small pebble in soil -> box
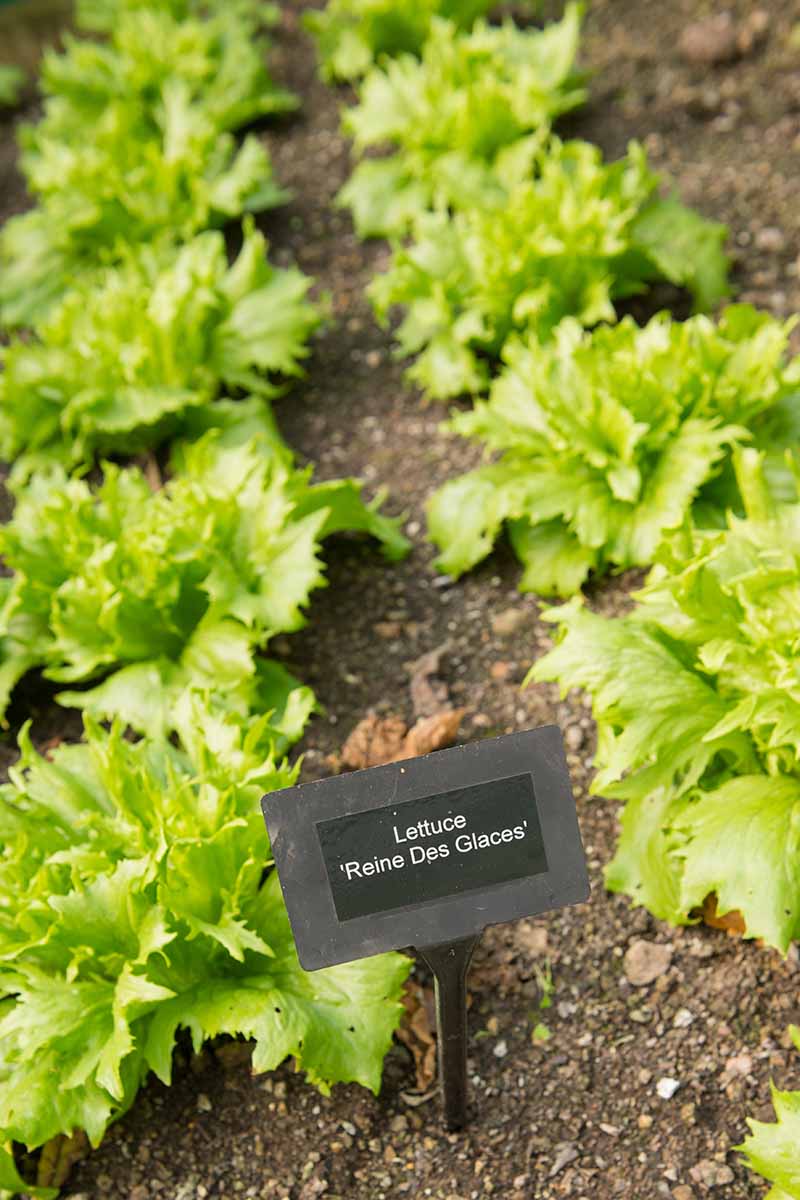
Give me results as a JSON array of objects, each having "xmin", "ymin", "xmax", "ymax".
[
  {"xmin": 689, "ymin": 1159, "xmax": 735, "ymax": 1188},
  {"xmin": 723, "ymin": 1052, "xmax": 753, "ymax": 1078},
  {"xmin": 490, "ymin": 607, "xmax": 528, "ymax": 637},
  {"xmin": 564, "ymin": 724, "xmax": 584, "ymax": 751},
  {"xmin": 599, "ymin": 1122, "xmax": 621, "ymax": 1136},
  {"xmin": 624, "ymin": 939, "xmax": 673, "ymax": 986},
  {"xmin": 755, "ymin": 225, "xmax": 785, "ymax": 253},
  {"xmin": 656, "ymin": 1077, "xmax": 681, "ymax": 1099},
  {"xmin": 549, "ymin": 1143, "xmax": 579, "ymax": 1177},
  {"xmin": 679, "ymin": 14, "xmax": 738, "ymax": 65}
]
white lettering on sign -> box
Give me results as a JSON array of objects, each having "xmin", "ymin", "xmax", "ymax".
[
  {"xmin": 340, "ymin": 853, "xmax": 405, "ymax": 881},
  {"xmin": 337, "ymin": 819, "xmax": 530, "ymax": 883},
  {"xmin": 392, "ymin": 813, "xmax": 467, "ymax": 843}
]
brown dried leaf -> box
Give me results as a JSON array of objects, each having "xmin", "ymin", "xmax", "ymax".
[
  {"xmin": 409, "ymin": 641, "xmax": 451, "ymax": 720},
  {"xmin": 396, "ymin": 980, "xmax": 437, "ymax": 1091},
  {"xmin": 37, "ymin": 1131, "xmax": 90, "ymax": 1188},
  {"xmin": 340, "ymin": 712, "xmax": 408, "ymax": 770},
  {"xmin": 40, "ymin": 734, "xmax": 63, "ymax": 761},
  {"xmin": 700, "ymin": 893, "xmax": 746, "ymax": 937},
  {"xmin": 401, "ymin": 708, "xmax": 465, "ymax": 759}
]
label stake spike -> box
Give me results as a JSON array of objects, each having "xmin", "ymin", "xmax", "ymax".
[{"xmin": 417, "ymin": 934, "xmax": 481, "ymax": 1131}]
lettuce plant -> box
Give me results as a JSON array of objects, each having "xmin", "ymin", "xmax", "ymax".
[
  {"xmin": 532, "ymin": 451, "xmax": 800, "ymax": 951},
  {"xmin": 0, "ymin": 65, "xmax": 24, "ymax": 108},
  {"xmin": 75, "ymin": 0, "xmax": 279, "ymax": 33},
  {"xmin": 369, "ymin": 138, "xmax": 729, "ymax": 400},
  {"xmin": 0, "ymin": 703, "xmax": 410, "ymax": 1176},
  {"xmin": 0, "ymin": 5, "xmax": 294, "ymax": 327},
  {"xmin": 739, "ymin": 1027, "xmax": 800, "ymax": 1200},
  {"xmin": 338, "ymin": 5, "xmax": 585, "ymax": 237},
  {"xmin": 305, "ymin": 0, "xmax": 494, "ymax": 82},
  {"xmin": 0, "ymin": 223, "xmax": 320, "ymax": 473},
  {"xmin": 0, "ymin": 415, "xmax": 409, "ymax": 735},
  {"xmin": 429, "ymin": 306, "xmax": 800, "ymax": 594}
]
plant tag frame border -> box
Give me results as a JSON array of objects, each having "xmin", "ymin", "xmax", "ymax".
[{"xmin": 262, "ymin": 725, "xmax": 589, "ymax": 972}]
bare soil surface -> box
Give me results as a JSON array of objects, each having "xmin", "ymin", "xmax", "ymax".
[{"xmin": 2, "ymin": 2, "xmax": 800, "ymax": 1198}]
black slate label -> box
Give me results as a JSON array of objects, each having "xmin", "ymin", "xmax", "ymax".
[{"xmin": 316, "ymin": 772, "xmax": 547, "ymax": 922}]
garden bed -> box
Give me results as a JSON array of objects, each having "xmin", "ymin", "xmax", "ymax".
[{"xmin": 2, "ymin": 1, "xmax": 800, "ymax": 1197}]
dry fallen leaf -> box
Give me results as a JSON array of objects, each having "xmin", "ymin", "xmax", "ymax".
[
  {"xmin": 339, "ymin": 708, "xmax": 464, "ymax": 770},
  {"xmin": 408, "ymin": 641, "xmax": 451, "ymax": 720},
  {"xmin": 37, "ymin": 1131, "xmax": 90, "ymax": 1188},
  {"xmin": 700, "ymin": 893, "xmax": 746, "ymax": 938},
  {"xmin": 340, "ymin": 713, "xmax": 408, "ymax": 770},
  {"xmin": 39, "ymin": 734, "xmax": 63, "ymax": 761},
  {"xmin": 396, "ymin": 979, "xmax": 437, "ymax": 1091},
  {"xmin": 400, "ymin": 708, "xmax": 465, "ymax": 759}
]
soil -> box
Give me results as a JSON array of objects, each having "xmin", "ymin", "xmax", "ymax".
[{"xmin": 2, "ymin": 1, "xmax": 800, "ymax": 1198}]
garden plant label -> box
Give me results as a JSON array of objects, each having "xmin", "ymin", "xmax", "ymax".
[{"xmin": 262, "ymin": 725, "xmax": 588, "ymax": 971}]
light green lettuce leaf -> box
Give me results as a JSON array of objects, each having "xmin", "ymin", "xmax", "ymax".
[
  {"xmin": 0, "ymin": 1142, "xmax": 57, "ymax": 1200},
  {"xmin": 739, "ymin": 1028, "xmax": 800, "ymax": 1200},
  {"xmin": 76, "ymin": 0, "xmax": 280, "ymax": 36},
  {"xmin": 629, "ymin": 194, "xmax": 729, "ymax": 314},
  {"xmin": 371, "ymin": 139, "xmax": 730, "ymax": 401},
  {"xmin": 0, "ymin": 5, "xmax": 293, "ymax": 327},
  {"xmin": 304, "ymin": 0, "xmax": 493, "ymax": 83},
  {"xmin": 0, "ymin": 65, "xmax": 25, "ymax": 109},
  {"xmin": 531, "ymin": 456, "xmax": 800, "ymax": 948},
  {"xmin": 339, "ymin": 7, "xmax": 585, "ymax": 237},
  {"xmin": 145, "ymin": 871, "xmax": 410, "ymax": 1095},
  {"xmin": 337, "ymin": 159, "xmax": 433, "ymax": 244},
  {"xmin": 506, "ymin": 519, "xmax": 599, "ymax": 597},
  {"xmin": 530, "ymin": 599, "xmax": 756, "ymax": 798},
  {"xmin": 429, "ymin": 307, "xmax": 797, "ymax": 591},
  {"xmin": 674, "ymin": 776, "xmax": 800, "ymax": 953},
  {"xmin": 0, "ymin": 423, "xmax": 408, "ymax": 733},
  {"xmin": 0, "ymin": 223, "xmax": 320, "ymax": 470},
  {"xmin": 0, "ymin": 712, "xmax": 410, "ymax": 1161},
  {"xmin": 428, "ymin": 461, "xmax": 547, "ymax": 579},
  {"xmin": 605, "ymin": 788, "xmax": 686, "ymax": 926}
]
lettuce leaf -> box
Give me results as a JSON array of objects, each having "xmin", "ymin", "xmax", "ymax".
[
  {"xmin": 0, "ymin": 65, "xmax": 25, "ymax": 109},
  {"xmin": 0, "ymin": 707, "xmax": 410, "ymax": 1163},
  {"xmin": 531, "ymin": 453, "xmax": 800, "ymax": 950},
  {"xmin": 0, "ymin": 222, "xmax": 321, "ymax": 472},
  {"xmin": 304, "ymin": 0, "xmax": 494, "ymax": 82},
  {"xmin": 0, "ymin": 5, "xmax": 293, "ymax": 327},
  {"xmin": 428, "ymin": 306, "xmax": 798, "ymax": 592},
  {"xmin": 369, "ymin": 138, "xmax": 729, "ymax": 400},
  {"xmin": 0, "ymin": 418, "xmax": 409, "ymax": 733},
  {"xmin": 0, "ymin": 1143, "xmax": 57, "ymax": 1200},
  {"xmin": 75, "ymin": 0, "xmax": 280, "ymax": 34},
  {"xmin": 739, "ymin": 1027, "xmax": 800, "ymax": 1200},
  {"xmin": 338, "ymin": 7, "xmax": 585, "ymax": 237}
]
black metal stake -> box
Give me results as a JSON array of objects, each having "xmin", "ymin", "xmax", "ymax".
[{"xmin": 417, "ymin": 933, "xmax": 481, "ymax": 1131}]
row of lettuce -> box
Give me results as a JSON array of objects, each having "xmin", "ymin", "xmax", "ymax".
[
  {"xmin": 0, "ymin": 0, "xmax": 797, "ymax": 1191},
  {"xmin": 0, "ymin": 2, "xmax": 415, "ymax": 1195},
  {"xmin": 308, "ymin": 0, "xmax": 800, "ymax": 1193}
]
